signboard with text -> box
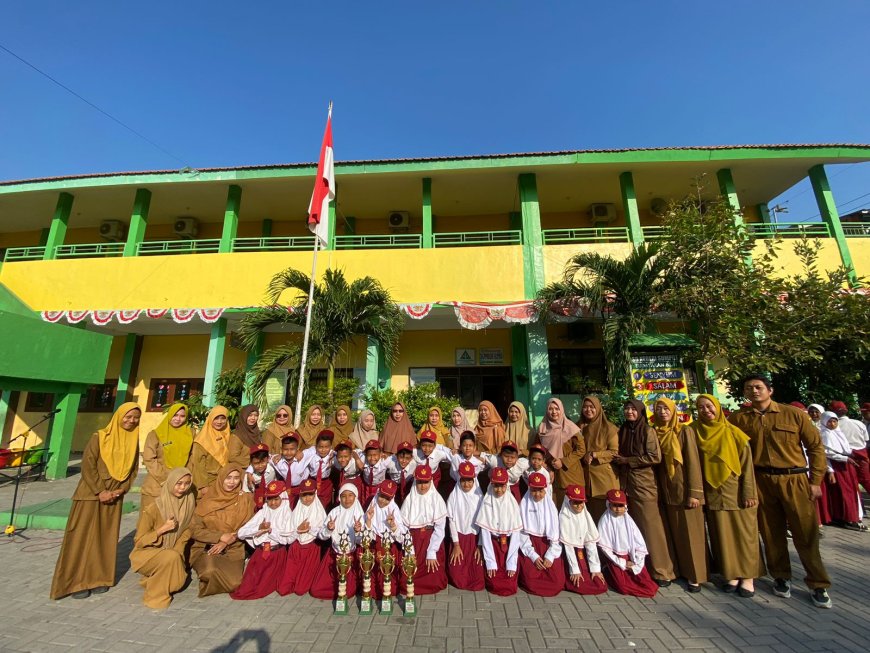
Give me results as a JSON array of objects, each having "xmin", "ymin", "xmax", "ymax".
[{"xmin": 630, "ymin": 352, "xmax": 691, "ymax": 422}]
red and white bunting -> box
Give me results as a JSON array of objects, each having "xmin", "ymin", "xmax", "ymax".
[
  {"xmin": 117, "ymin": 309, "xmax": 143, "ymax": 324},
  {"xmin": 401, "ymin": 303, "xmax": 433, "ymax": 320}
]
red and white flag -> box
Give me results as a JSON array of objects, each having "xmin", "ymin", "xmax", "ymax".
[{"xmin": 307, "ymin": 103, "xmax": 334, "ymax": 247}]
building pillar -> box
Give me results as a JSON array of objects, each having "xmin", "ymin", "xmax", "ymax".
[
  {"xmin": 45, "ymin": 387, "xmax": 83, "ymax": 480},
  {"xmin": 366, "ymin": 337, "xmax": 391, "ymax": 391},
  {"xmin": 716, "ymin": 168, "xmax": 745, "ymax": 227},
  {"xmin": 241, "ymin": 333, "xmax": 264, "ymax": 405},
  {"xmin": 123, "ymin": 189, "xmax": 152, "ymax": 257},
  {"xmin": 114, "ymin": 334, "xmax": 143, "ymax": 410},
  {"xmin": 518, "ymin": 173, "xmax": 545, "ymax": 298},
  {"xmin": 203, "ymin": 319, "xmax": 228, "ymax": 404},
  {"xmin": 619, "ymin": 172, "xmax": 644, "ymax": 247},
  {"xmin": 219, "ymin": 185, "xmax": 242, "ymax": 253},
  {"xmin": 422, "ymin": 177, "xmax": 433, "ymax": 248},
  {"xmin": 757, "ymin": 203, "xmax": 772, "ymax": 224},
  {"xmin": 43, "ymin": 192, "xmax": 74, "ymax": 260},
  {"xmin": 525, "ymin": 323, "xmax": 553, "ymax": 426},
  {"xmin": 0, "ymin": 390, "xmax": 12, "ymax": 441},
  {"xmin": 809, "ymin": 164, "xmax": 857, "ymax": 285}
]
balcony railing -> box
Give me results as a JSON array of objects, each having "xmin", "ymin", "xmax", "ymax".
[
  {"xmin": 54, "ymin": 242, "xmax": 125, "ymax": 258},
  {"xmin": 334, "ymin": 234, "xmax": 422, "ymax": 249},
  {"xmin": 3, "ymin": 246, "xmax": 46, "ymax": 262},
  {"xmin": 542, "ymin": 227, "xmax": 629, "ymax": 244},
  {"xmin": 842, "ymin": 222, "xmax": 870, "ymax": 237},
  {"xmin": 136, "ymin": 239, "xmax": 221, "ymax": 256},
  {"xmin": 233, "ymin": 236, "xmax": 316, "ymax": 252},
  {"xmin": 747, "ymin": 222, "xmax": 831, "ymax": 239},
  {"xmin": 433, "ymin": 230, "xmax": 522, "ymax": 247},
  {"xmin": 641, "ymin": 226, "xmax": 670, "ymax": 240}
]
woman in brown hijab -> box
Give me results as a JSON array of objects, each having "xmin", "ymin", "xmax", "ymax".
[
  {"xmin": 349, "ymin": 409, "xmax": 379, "ymax": 450},
  {"xmin": 537, "ymin": 397, "xmax": 586, "ymax": 506},
  {"xmin": 614, "ymin": 399, "xmax": 675, "ymax": 587},
  {"xmin": 297, "ymin": 404, "xmax": 326, "ymax": 449},
  {"xmin": 380, "ymin": 402, "xmax": 416, "ymax": 454},
  {"xmin": 51, "ymin": 403, "xmax": 141, "ymax": 600},
  {"xmin": 505, "ymin": 401, "xmax": 535, "ymax": 454},
  {"xmin": 229, "ymin": 404, "xmax": 262, "ymax": 467},
  {"xmin": 191, "ymin": 406, "xmax": 230, "ymax": 494},
  {"xmin": 475, "ymin": 400, "xmax": 506, "ymax": 454},
  {"xmin": 330, "ymin": 405, "xmax": 355, "ymax": 440},
  {"xmin": 130, "ymin": 466, "xmax": 196, "ymax": 609},
  {"xmin": 578, "ymin": 396, "xmax": 620, "ymax": 521},
  {"xmin": 190, "ymin": 463, "xmax": 255, "ymax": 597},
  {"xmin": 262, "ymin": 404, "xmax": 294, "ymax": 454},
  {"xmin": 418, "ymin": 406, "xmax": 453, "ymax": 448}
]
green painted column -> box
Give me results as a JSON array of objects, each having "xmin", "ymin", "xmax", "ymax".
[
  {"xmin": 203, "ymin": 319, "xmax": 228, "ymax": 404},
  {"xmin": 43, "ymin": 192, "xmax": 74, "ymax": 260},
  {"xmin": 757, "ymin": 203, "xmax": 772, "ymax": 224},
  {"xmin": 242, "ymin": 333, "xmax": 264, "ymax": 405},
  {"xmin": 114, "ymin": 334, "xmax": 143, "ymax": 410},
  {"xmin": 518, "ymin": 173, "xmax": 545, "ymax": 298},
  {"xmin": 38, "ymin": 228, "xmax": 50, "ymax": 246},
  {"xmin": 45, "ymin": 387, "xmax": 83, "ymax": 480},
  {"xmin": 326, "ymin": 200, "xmax": 337, "ymax": 250},
  {"xmin": 422, "ymin": 178, "xmax": 433, "ymax": 248},
  {"xmin": 525, "ymin": 322, "xmax": 553, "ymax": 426},
  {"xmin": 619, "ymin": 172, "xmax": 644, "ymax": 247},
  {"xmin": 261, "ymin": 219, "xmax": 273, "ymax": 237},
  {"xmin": 716, "ymin": 168, "xmax": 745, "ymax": 226},
  {"xmin": 365, "ymin": 337, "xmax": 391, "ymax": 391},
  {"xmin": 0, "ymin": 390, "xmax": 11, "ymax": 440},
  {"xmin": 123, "ymin": 189, "xmax": 152, "ymax": 257},
  {"xmin": 809, "ymin": 164, "xmax": 857, "ymax": 285},
  {"xmin": 219, "ymin": 185, "xmax": 242, "ymax": 253}
]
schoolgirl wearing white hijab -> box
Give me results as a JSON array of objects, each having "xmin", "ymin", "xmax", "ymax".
[
  {"xmin": 559, "ymin": 484, "xmax": 607, "ymax": 595},
  {"xmin": 364, "ymin": 479, "xmax": 406, "ymax": 599},
  {"xmin": 597, "ymin": 489, "xmax": 658, "ymax": 597},
  {"xmin": 446, "ymin": 461, "xmax": 485, "ymax": 591},
  {"xmin": 278, "ymin": 478, "xmax": 327, "ymax": 596},
  {"xmin": 819, "ymin": 411, "xmax": 863, "ymax": 529},
  {"xmin": 517, "ymin": 472, "xmax": 565, "ymax": 596},
  {"xmin": 399, "ymin": 466, "xmax": 448, "ymax": 595},
  {"xmin": 309, "ymin": 482, "xmax": 364, "ymax": 600},
  {"xmin": 475, "ymin": 467, "xmax": 523, "ymax": 596}
]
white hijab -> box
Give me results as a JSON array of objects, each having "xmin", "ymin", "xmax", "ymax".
[
  {"xmin": 284, "ymin": 492, "xmax": 327, "ymax": 545},
  {"xmin": 401, "ymin": 480, "xmax": 448, "ymax": 529},
  {"xmin": 447, "ymin": 480, "xmax": 482, "ymax": 536},
  {"xmin": 558, "ymin": 497, "xmax": 599, "ymax": 548},
  {"xmin": 369, "ymin": 491, "xmax": 407, "ymax": 539},
  {"xmin": 475, "ymin": 484, "xmax": 522, "ymax": 534},
  {"xmin": 519, "ymin": 489, "xmax": 559, "ymax": 540},
  {"xmin": 597, "ymin": 502, "xmax": 647, "ymax": 573},
  {"xmin": 325, "ymin": 482, "xmax": 364, "ymax": 549},
  {"xmin": 819, "ymin": 410, "xmax": 852, "ymax": 455},
  {"xmin": 809, "ymin": 404, "xmax": 825, "ymax": 430},
  {"xmin": 238, "ymin": 495, "xmax": 293, "ymax": 547}
]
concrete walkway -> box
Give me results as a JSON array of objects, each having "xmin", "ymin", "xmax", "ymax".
[{"xmin": 0, "ymin": 468, "xmax": 867, "ymax": 653}]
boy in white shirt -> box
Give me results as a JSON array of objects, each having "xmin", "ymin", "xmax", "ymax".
[
  {"xmin": 387, "ymin": 440, "xmax": 418, "ymax": 506},
  {"xmin": 244, "ymin": 443, "xmax": 277, "ymax": 509},
  {"xmin": 480, "ymin": 440, "xmax": 529, "ymax": 503}
]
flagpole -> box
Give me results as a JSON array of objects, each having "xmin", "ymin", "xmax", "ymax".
[{"xmin": 294, "ymin": 235, "xmax": 319, "ymax": 429}]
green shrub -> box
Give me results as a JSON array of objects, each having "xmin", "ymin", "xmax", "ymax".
[{"xmin": 363, "ymin": 382, "xmax": 461, "ymax": 430}]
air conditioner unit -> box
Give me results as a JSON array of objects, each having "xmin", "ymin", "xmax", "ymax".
[
  {"xmin": 587, "ymin": 203, "xmax": 617, "ymax": 223},
  {"xmin": 99, "ymin": 220, "xmax": 126, "ymax": 242},
  {"xmin": 650, "ymin": 197, "xmax": 668, "ymax": 216},
  {"xmin": 173, "ymin": 217, "xmax": 199, "ymax": 239},
  {"xmin": 387, "ymin": 211, "xmax": 410, "ymax": 232}
]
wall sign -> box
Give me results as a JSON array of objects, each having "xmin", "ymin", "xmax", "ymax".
[
  {"xmin": 455, "ymin": 348, "xmax": 476, "ymax": 366},
  {"xmin": 630, "ymin": 352, "xmax": 691, "ymax": 422},
  {"xmin": 479, "ymin": 348, "xmax": 504, "ymax": 366}
]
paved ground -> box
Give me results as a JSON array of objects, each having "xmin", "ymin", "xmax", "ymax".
[{"xmin": 0, "ymin": 468, "xmax": 868, "ymax": 653}]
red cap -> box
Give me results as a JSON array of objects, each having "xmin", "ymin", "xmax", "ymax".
[
  {"xmin": 829, "ymin": 401, "xmax": 848, "ymax": 416},
  {"xmin": 490, "ymin": 467, "xmax": 509, "ymax": 485},
  {"xmin": 419, "ymin": 430, "xmax": 437, "ymax": 444},
  {"xmin": 334, "ymin": 438, "xmax": 353, "ymax": 451},
  {"xmin": 378, "ymin": 479, "xmax": 397, "ymax": 499},
  {"xmin": 566, "ymin": 484, "xmax": 586, "ymax": 502},
  {"xmin": 281, "ymin": 433, "xmax": 300, "ymax": 444},
  {"xmin": 299, "ymin": 478, "xmax": 316, "ymax": 494},
  {"xmin": 318, "ymin": 429, "xmax": 335, "ymax": 442},
  {"xmin": 414, "ymin": 465, "xmax": 433, "ymax": 482},
  {"xmin": 527, "ymin": 472, "xmax": 547, "ymax": 489},
  {"xmin": 528, "ymin": 444, "xmax": 548, "ymax": 458},
  {"xmin": 500, "ymin": 440, "xmax": 518, "ymax": 453},
  {"xmin": 789, "ymin": 401, "xmax": 806, "ymax": 410},
  {"xmin": 862, "ymin": 403, "xmax": 870, "ymax": 412},
  {"xmin": 364, "ymin": 439, "xmax": 381, "ymax": 451},
  {"xmin": 265, "ymin": 480, "xmax": 286, "ymax": 497},
  {"xmin": 249, "ymin": 443, "xmax": 269, "ymax": 456},
  {"xmin": 397, "ymin": 440, "xmax": 414, "ymax": 453},
  {"xmin": 606, "ymin": 488, "xmax": 627, "ymax": 505},
  {"xmin": 458, "ymin": 461, "xmax": 477, "ymax": 480}
]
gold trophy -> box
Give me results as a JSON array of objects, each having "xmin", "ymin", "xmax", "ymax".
[
  {"xmin": 359, "ymin": 528, "xmax": 375, "ymax": 615},
  {"xmin": 401, "ymin": 532, "xmax": 418, "ymax": 617},
  {"xmin": 378, "ymin": 530, "xmax": 396, "ymax": 615},
  {"xmin": 334, "ymin": 531, "xmax": 352, "ymax": 615}
]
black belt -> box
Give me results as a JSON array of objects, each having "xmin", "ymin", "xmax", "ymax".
[{"xmin": 754, "ymin": 466, "xmax": 808, "ymax": 475}]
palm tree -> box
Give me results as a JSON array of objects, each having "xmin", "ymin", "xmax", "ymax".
[
  {"xmin": 236, "ymin": 267, "xmax": 404, "ymax": 408},
  {"xmin": 535, "ymin": 243, "xmax": 666, "ymax": 393}
]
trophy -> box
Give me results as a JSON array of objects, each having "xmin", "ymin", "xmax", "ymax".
[
  {"xmin": 378, "ymin": 531, "xmax": 396, "ymax": 615},
  {"xmin": 359, "ymin": 528, "xmax": 375, "ymax": 615},
  {"xmin": 334, "ymin": 531, "xmax": 353, "ymax": 615},
  {"xmin": 401, "ymin": 532, "xmax": 418, "ymax": 617}
]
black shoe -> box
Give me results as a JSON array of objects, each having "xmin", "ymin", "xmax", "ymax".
[
  {"xmin": 71, "ymin": 590, "xmax": 91, "ymax": 599},
  {"xmin": 687, "ymin": 583, "xmax": 702, "ymax": 593},
  {"xmin": 844, "ymin": 522, "xmax": 867, "ymax": 532},
  {"xmin": 773, "ymin": 578, "xmax": 791, "ymax": 598},
  {"xmin": 811, "ymin": 588, "xmax": 832, "ymax": 609},
  {"xmin": 655, "ymin": 579, "xmax": 672, "ymax": 588},
  {"xmin": 722, "ymin": 582, "xmax": 738, "ymax": 593},
  {"xmin": 90, "ymin": 586, "xmax": 109, "ymax": 595},
  {"xmin": 736, "ymin": 587, "xmax": 755, "ymax": 598}
]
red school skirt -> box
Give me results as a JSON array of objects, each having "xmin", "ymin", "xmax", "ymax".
[
  {"xmin": 518, "ymin": 534, "xmax": 565, "ymax": 597},
  {"xmin": 484, "ymin": 533, "xmax": 518, "ymax": 596},
  {"xmin": 562, "ymin": 547, "xmax": 608, "ymax": 595},
  {"xmin": 277, "ymin": 539, "xmax": 322, "ymax": 596},
  {"xmin": 397, "ymin": 526, "xmax": 448, "ymax": 595},
  {"xmin": 309, "ymin": 546, "xmax": 359, "ymax": 600},
  {"xmin": 367, "ymin": 535, "xmax": 400, "ymax": 600},
  {"xmin": 603, "ymin": 553, "xmax": 658, "ymax": 598},
  {"xmin": 827, "ymin": 460, "xmax": 860, "ymax": 523},
  {"xmin": 447, "ymin": 532, "xmax": 485, "ymax": 591},
  {"xmin": 231, "ymin": 544, "xmax": 287, "ymax": 600}
]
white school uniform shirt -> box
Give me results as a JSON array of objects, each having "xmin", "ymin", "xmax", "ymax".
[
  {"xmin": 522, "ymin": 465, "xmax": 553, "ymax": 497},
  {"xmin": 367, "ymin": 491, "xmax": 408, "ymax": 540},
  {"xmin": 518, "ymin": 492, "xmax": 562, "ymax": 563},
  {"xmin": 413, "ymin": 444, "xmax": 452, "ymax": 470},
  {"xmin": 447, "ymin": 483, "xmax": 483, "ymax": 542},
  {"xmin": 597, "ymin": 506, "xmax": 647, "ymax": 575},
  {"xmin": 475, "ymin": 486, "xmax": 523, "ymax": 572},
  {"xmin": 282, "ymin": 494, "xmax": 327, "ymax": 546},
  {"xmin": 243, "ymin": 461, "xmax": 277, "ymax": 493},
  {"xmin": 387, "ymin": 456, "xmax": 418, "ymax": 484},
  {"xmin": 401, "ymin": 482, "xmax": 448, "ymax": 559},
  {"xmin": 333, "ymin": 454, "xmax": 360, "ymax": 480},
  {"xmin": 303, "ymin": 449, "xmax": 335, "ymax": 481},
  {"xmin": 274, "ymin": 453, "xmax": 312, "ymax": 486},
  {"xmin": 558, "ymin": 498, "xmax": 601, "ymax": 574},
  {"xmin": 448, "ymin": 452, "xmax": 486, "ymax": 483},
  {"xmin": 838, "ymin": 415, "xmax": 870, "ymax": 450},
  {"xmin": 480, "ymin": 452, "xmax": 529, "ymax": 485},
  {"xmin": 318, "ymin": 483, "xmax": 364, "ymax": 552},
  {"xmin": 237, "ymin": 498, "xmax": 293, "ymax": 547},
  {"xmin": 358, "ymin": 451, "xmax": 390, "ymax": 486}
]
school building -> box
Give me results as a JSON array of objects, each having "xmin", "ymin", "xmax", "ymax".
[{"xmin": 1, "ymin": 144, "xmax": 869, "ymax": 478}]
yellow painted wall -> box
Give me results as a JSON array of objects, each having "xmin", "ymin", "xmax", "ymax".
[
  {"xmin": 0, "ymin": 246, "xmax": 525, "ymax": 310},
  {"xmin": 754, "ymin": 239, "xmax": 844, "ymax": 277},
  {"xmin": 543, "ymin": 243, "xmax": 633, "ymax": 285},
  {"xmin": 847, "ymin": 238, "xmax": 870, "ymax": 279}
]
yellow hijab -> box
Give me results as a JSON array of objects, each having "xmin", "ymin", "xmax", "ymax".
[
  {"xmin": 154, "ymin": 402, "xmax": 194, "ymax": 469},
  {"xmin": 98, "ymin": 402, "xmax": 141, "ymax": 482},
  {"xmin": 417, "ymin": 406, "xmax": 451, "ymax": 446},
  {"xmin": 193, "ymin": 406, "xmax": 230, "ymax": 467},
  {"xmin": 694, "ymin": 394, "xmax": 749, "ymax": 489},
  {"xmin": 653, "ymin": 397, "xmax": 684, "ymax": 479}
]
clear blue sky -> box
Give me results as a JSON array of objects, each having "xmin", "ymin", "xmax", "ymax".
[{"xmin": 2, "ymin": 1, "xmax": 869, "ymax": 222}]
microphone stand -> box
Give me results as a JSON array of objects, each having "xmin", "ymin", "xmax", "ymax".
[{"xmin": 5, "ymin": 410, "xmax": 59, "ymax": 539}]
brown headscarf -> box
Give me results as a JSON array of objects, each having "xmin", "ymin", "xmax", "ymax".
[
  {"xmin": 193, "ymin": 406, "xmax": 230, "ymax": 467},
  {"xmin": 618, "ymin": 399, "xmax": 651, "ymax": 458},
  {"xmin": 504, "ymin": 401, "xmax": 533, "ymax": 453},
  {"xmin": 330, "ymin": 405, "xmax": 355, "ymax": 439},
  {"xmin": 448, "ymin": 406, "xmax": 472, "ymax": 446},
  {"xmin": 653, "ymin": 397, "xmax": 684, "ymax": 478},
  {"xmin": 580, "ymin": 395, "xmax": 618, "ymax": 453},
  {"xmin": 154, "ymin": 467, "xmax": 196, "ymax": 549},
  {"xmin": 195, "ymin": 463, "xmax": 254, "ymax": 532},
  {"xmin": 417, "ymin": 406, "xmax": 452, "ymax": 447},
  {"xmin": 475, "ymin": 400, "xmax": 507, "ymax": 454},
  {"xmin": 350, "ymin": 409, "xmax": 379, "ymax": 450},
  {"xmin": 262, "ymin": 404, "xmax": 294, "ymax": 453},
  {"xmin": 537, "ymin": 397, "xmax": 581, "ymax": 458},
  {"xmin": 233, "ymin": 404, "xmax": 262, "ymax": 449},
  {"xmin": 380, "ymin": 402, "xmax": 416, "ymax": 454},
  {"xmin": 297, "ymin": 405, "xmax": 326, "ymax": 448}
]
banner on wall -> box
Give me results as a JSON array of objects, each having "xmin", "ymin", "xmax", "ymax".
[
  {"xmin": 264, "ymin": 369, "xmax": 289, "ymax": 416},
  {"xmin": 630, "ymin": 352, "xmax": 691, "ymax": 422}
]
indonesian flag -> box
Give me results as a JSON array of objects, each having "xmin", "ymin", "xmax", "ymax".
[{"xmin": 307, "ymin": 103, "xmax": 335, "ymax": 247}]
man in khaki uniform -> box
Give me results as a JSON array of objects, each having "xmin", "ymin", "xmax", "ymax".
[{"xmin": 729, "ymin": 375, "xmax": 832, "ymax": 609}]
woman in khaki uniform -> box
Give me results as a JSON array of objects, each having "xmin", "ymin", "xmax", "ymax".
[
  {"xmin": 614, "ymin": 399, "xmax": 675, "ymax": 586},
  {"xmin": 695, "ymin": 394, "xmax": 760, "ymax": 598},
  {"xmin": 190, "ymin": 463, "xmax": 254, "ymax": 596},
  {"xmin": 538, "ymin": 398, "xmax": 586, "ymax": 506},
  {"xmin": 140, "ymin": 403, "xmax": 193, "ymax": 516},
  {"xmin": 228, "ymin": 404, "xmax": 262, "ymax": 467},
  {"xmin": 652, "ymin": 397, "xmax": 708, "ymax": 592},
  {"xmin": 190, "ymin": 406, "xmax": 230, "ymax": 495},
  {"xmin": 578, "ymin": 396, "xmax": 620, "ymax": 521},
  {"xmin": 130, "ymin": 466, "xmax": 196, "ymax": 609},
  {"xmin": 50, "ymin": 402, "xmax": 141, "ymax": 600},
  {"xmin": 261, "ymin": 404, "xmax": 294, "ymax": 454}
]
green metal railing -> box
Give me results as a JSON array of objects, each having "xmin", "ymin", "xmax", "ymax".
[
  {"xmin": 433, "ymin": 230, "xmax": 522, "ymax": 247},
  {"xmin": 542, "ymin": 227, "xmax": 629, "ymax": 244},
  {"xmin": 334, "ymin": 234, "xmax": 422, "ymax": 249},
  {"xmin": 233, "ymin": 236, "xmax": 316, "ymax": 252},
  {"xmin": 136, "ymin": 239, "xmax": 221, "ymax": 255},
  {"xmin": 640, "ymin": 226, "xmax": 670, "ymax": 240},
  {"xmin": 54, "ymin": 242, "xmax": 125, "ymax": 258},
  {"xmin": 842, "ymin": 222, "xmax": 870, "ymax": 237},
  {"xmin": 3, "ymin": 246, "xmax": 47, "ymax": 261},
  {"xmin": 747, "ymin": 222, "xmax": 831, "ymax": 238}
]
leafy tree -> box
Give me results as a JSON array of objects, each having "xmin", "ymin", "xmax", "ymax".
[
  {"xmin": 300, "ymin": 376, "xmax": 360, "ymax": 420},
  {"xmin": 177, "ymin": 366, "xmax": 246, "ymax": 427},
  {"xmin": 363, "ymin": 382, "xmax": 461, "ymax": 430}
]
